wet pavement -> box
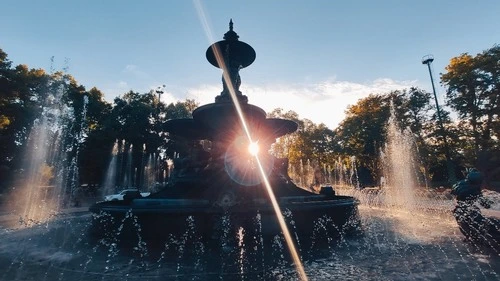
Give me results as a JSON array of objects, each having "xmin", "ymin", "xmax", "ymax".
[{"xmin": 0, "ymin": 203, "xmax": 499, "ymax": 281}]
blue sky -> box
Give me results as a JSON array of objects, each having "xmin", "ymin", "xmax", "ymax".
[{"xmin": 2, "ymin": 0, "xmax": 499, "ymax": 128}]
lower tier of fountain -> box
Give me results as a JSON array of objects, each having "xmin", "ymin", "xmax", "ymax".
[{"xmin": 89, "ymin": 191, "xmax": 359, "ymax": 242}]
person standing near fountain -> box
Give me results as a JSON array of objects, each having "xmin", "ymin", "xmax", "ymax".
[
  {"xmin": 452, "ymin": 169, "xmax": 485, "ymax": 202},
  {"xmin": 451, "ymin": 169, "xmax": 499, "ymax": 246}
]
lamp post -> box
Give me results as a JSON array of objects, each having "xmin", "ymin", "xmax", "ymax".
[
  {"xmin": 155, "ymin": 85, "xmax": 165, "ymax": 105},
  {"xmin": 422, "ymin": 55, "xmax": 456, "ymax": 184}
]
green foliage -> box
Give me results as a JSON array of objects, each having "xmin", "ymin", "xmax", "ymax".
[
  {"xmin": 333, "ymin": 88, "xmax": 437, "ymax": 184},
  {"xmin": 441, "ymin": 45, "xmax": 500, "ymax": 156},
  {"xmin": 440, "ymin": 45, "xmax": 500, "ymax": 185},
  {"xmin": 0, "ymin": 51, "xmax": 52, "ymax": 173},
  {"xmin": 162, "ymin": 99, "xmax": 198, "ymax": 158},
  {"xmin": 268, "ymin": 108, "xmax": 337, "ymax": 183}
]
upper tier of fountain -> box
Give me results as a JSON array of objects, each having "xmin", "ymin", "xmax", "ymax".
[{"xmin": 164, "ymin": 20, "xmax": 297, "ymax": 143}]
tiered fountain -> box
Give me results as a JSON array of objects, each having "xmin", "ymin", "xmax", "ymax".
[
  {"xmin": 89, "ymin": 20, "xmax": 360, "ymax": 241},
  {"xmin": 2, "ymin": 23, "xmax": 499, "ymax": 280}
]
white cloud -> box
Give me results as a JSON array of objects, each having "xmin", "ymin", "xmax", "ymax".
[
  {"xmin": 122, "ymin": 64, "xmax": 149, "ymax": 79},
  {"xmin": 150, "ymin": 85, "xmax": 178, "ymax": 105},
  {"xmin": 124, "ymin": 64, "xmax": 138, "ymax": 72},
  {"xmin": 186, "ymin": 84, "xmax": 221, "ymax": 105},
  {"xmin": 102, "ymin": 78, "xmax": 417, "ymax": 129},
  {"xmin": 186, "ymin": 78, "xmax": 417, "ymax": 129},
  {"xmin": 103, "ymin": 81, "xmax": 132, "ymax": 101}
]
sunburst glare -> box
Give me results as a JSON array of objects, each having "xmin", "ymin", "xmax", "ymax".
[{"xmin": 248, "ymin": 141, "xmax": 260, "ymax": 156}]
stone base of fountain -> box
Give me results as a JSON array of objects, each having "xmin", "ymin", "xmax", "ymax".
[{"xmin": 89, "ymin": 189, "xmax": 360, "ymax": 243}]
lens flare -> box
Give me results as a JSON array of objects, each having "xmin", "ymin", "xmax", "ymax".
[
  {"xmin": 248, "ymin": 141, "xmax": 259, "ymax": 156},
  {"xmin": 225, "ymin": 138, "xmax": 273, "ymax": 186}
]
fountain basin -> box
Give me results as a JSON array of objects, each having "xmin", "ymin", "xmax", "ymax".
[{"xmin": 89, "ymin": 194, "xmax": 359, "ymax": 241}]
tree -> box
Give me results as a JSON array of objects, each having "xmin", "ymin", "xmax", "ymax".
[
  {"xmin": 0, "ymin": 53, "xmax": 51, "ymax": 189},
  {"xmin": 162, "ymin": 99, "xmax": 199, "ymax": 159},
  {"xmin": 441, "ymin": 45, "xmax": 500, "ymax": 186},
  {"xmin": 268, "ymin": 108, "xmax": 301, "ymax": 160},
  {"xmin": 441, "ymin": 45, "xmax": 500, "ymax": 157},
  {"xmin": 334, "ymin": 94, "xmax": 388, "ymax": 184},
  {"xmin": 163, "ymin": 99, "xmax": 197, "ymax": 120},
  {"xmin": 334, "ymin": 88, "xmax": 437, "ymax": 185},
  {"xmin": 267, "ymin": 108, "xmax": 338, "ymax": 186},
  {"xmin": 77, "ymin": 87, "xmax": 113, "ymax": 185}
]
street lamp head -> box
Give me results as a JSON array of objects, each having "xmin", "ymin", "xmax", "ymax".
[{"xmin": 422, "ymin": 54, "xmax": 434, "ymax": 65}]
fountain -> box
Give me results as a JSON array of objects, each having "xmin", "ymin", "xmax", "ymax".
[
  {"xmin": 89, "ymin": 20, "xmax": 360, "ymax": 244},
  {"xmin": 1, "ymin": 21, "xmax": 499, "ymax": 281},
  {"xmin": 3, "ymin": 73, "xmax": 89, "ymax": 225}
]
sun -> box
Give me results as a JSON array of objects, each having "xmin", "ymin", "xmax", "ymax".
[{"xmin": 248, "ymin": 141, "xmax": 260, "ymax": 156}]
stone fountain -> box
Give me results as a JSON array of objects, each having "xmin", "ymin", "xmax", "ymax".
[
  {"xmin": 1, "ymin": 23, "xmax": 499, "ymax": 278},
  {"xmin": 89, "ymin": 20, "xmax": 360, "ymax": 241}
]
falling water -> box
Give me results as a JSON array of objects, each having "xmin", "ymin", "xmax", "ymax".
[
  {"xmin": 102, "ymin": 140, "xmax": 119, "ymax": 196},
  {"xmin": 11, "ymin": 76, "xmax": 87, "ymax": 224},
  {"xmin": 101, "ymin": 140, "xmax": 167, "ymax": 194},
  {"xmin": 289, "ymin": 157, "xmax": 359, "ymax": 192},
  {"xmin": 123, "ymin": 143, "xmax": 133, "ymax": 188},
  {"xmin": 380, "ymin": 106, "xmax": 420, "ymax": 210},
  {"xmin": 144, "ymin": 153, "xmax": 156, "ymax": 191},
  {"xmin": 66, "ymin": 95, "xmax": 89, "ymax": 204}
]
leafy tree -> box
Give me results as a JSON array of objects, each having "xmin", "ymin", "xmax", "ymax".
[
  {"xmin": 268, "ymin": 108, "xmax": 337, "ymax": 186},
  {"xmin": 334, "ymin": 94, "xmax": 388, "ymax": 184},
  {"xmin": 267, "ymin": 108, "xmax": 335, "ymax": 166},
  {"xmin": 162, "ymin": 99, "xmax": 198, "ymax": 159},
  {"xmin": 106, "ymin": 91, "xmax": 158, "ymax": 186},
  {"xmin": 268, "ymin": 108, "xmax": 301, "ymax": 160},
  {"xmin": 0, "ymin": 52, "xmax": 51, "ymax": 189},
  {"xmin": 77, "ymin": 87, "xmax": 113, "ymax": 185},
  {"xmin": 441, "ymin": 45, "xmax": 500, "ymax": 157},
  {"xmin": 441, "ymin": 45, "xmax": 500, "ymax": 185},
  {"xmin": 164, "ymin": 99, "xmax": 197, "ymax": 120},
  {"xmin": 334, "ymin": 88, "xmax": 437, "ymax": 185}
]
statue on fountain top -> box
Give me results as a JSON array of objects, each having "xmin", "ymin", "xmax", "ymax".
[{"xmin": 206, "ymin": 19, "xmax": 255, "ymax": 104}]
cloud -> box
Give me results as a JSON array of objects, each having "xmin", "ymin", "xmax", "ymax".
[
  {"xmin": 122, "ymin": 64, "xmax": 153, "ymax": 83},
  {"xmin": 187, "ymin": 78, "xmax": 417, "ymax": 129},
  {"xmin": 124, "ymin": 64, "xmax": 138, "ymax": 72},
  {"xmin": 102, "ymin": 78, "xmax": 417, "ymax": 129},
  {"xmin": 103, "ymin": 81, "xmax": 132, "ymax": 101},
  {"xmin": 151, "ymin": 86, "xmax": 178, "ymax": 105},
  {"xmin": 186, "ymin": 84, "xmax": 225, "ymax": 104}
]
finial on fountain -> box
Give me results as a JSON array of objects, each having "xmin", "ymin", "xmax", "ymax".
[
  {"xmin": 206, "ymin": 19, "xmax": 256, "ymax": 103},
  {"xmin": 223, "ymin": 19, "xmax": 239, "ymax": 41}
]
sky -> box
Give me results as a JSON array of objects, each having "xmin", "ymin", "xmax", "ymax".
[{"xmin": 1, "ymin": 0, "xmax": 499, "ymax": 129}]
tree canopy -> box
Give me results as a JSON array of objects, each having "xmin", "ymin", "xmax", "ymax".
[
  {"xmin": 441, "ymin": 45, "xmax": 500, "ymax": 156},
  {"xmin": 441, "ymin": 45, "xmax": 500, "ymax": 185}
]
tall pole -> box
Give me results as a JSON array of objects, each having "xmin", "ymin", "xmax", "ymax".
[
  {"xmin": 155, "ymin": 85, "xmax": 165, "ymax": 106},
  {"xmin": 422, "ymin": 55, "xmax": 456, "ymax": 184}
]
